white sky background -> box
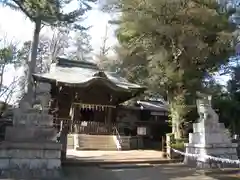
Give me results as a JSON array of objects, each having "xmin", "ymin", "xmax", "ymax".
[{"xmin": 0, "ymin": 4, "xmax": 117, "ymax": 53}]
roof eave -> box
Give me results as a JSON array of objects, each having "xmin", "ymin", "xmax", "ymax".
[{"xmin": 32, "ymin": 74, "xmax": 146, "ymax": 93}]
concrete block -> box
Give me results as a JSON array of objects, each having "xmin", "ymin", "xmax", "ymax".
[
  {"xmin": 0, "ymin": 150, "xmax": 8, "ymax": 158},
  {"xmin": 13, "ymin": 111, "xmax": 53, "ymax": 127},
  {"xmin": 0, "ymin": 159, "xmax": 9, "ymax": 169},
  {"xmin": 44, "ymin": 150, "xmax": 61, "ymax": 159},
  {"xmin": 0, "ymin": 141, "xmax": 61, "ymax": 150},
  {"xmin": 9, "ymin": 158, "xmax": 30, "ymax": 169},
  {"xmin": 5, "ymin": 127, "xmax": 57, "ymax": 142},
  {"xmin": 29, "ymin": 159, "xmax": 47, "ymax": 169},
  {"xmin": 47, "ymin": 159, "xmax": 61, "ymax": 169}
]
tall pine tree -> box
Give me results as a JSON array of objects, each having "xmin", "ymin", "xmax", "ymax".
[{"xmin": 105, "ymin": 0, "xmax": 236, "ymax": 138}]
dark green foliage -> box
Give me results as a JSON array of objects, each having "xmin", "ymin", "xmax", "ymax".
[{"xmin": 103, "ymin": 0, "xmax": 235, "ymax": 138}]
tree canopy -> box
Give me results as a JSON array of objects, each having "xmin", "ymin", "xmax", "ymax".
[
  {"xmin": 1, "ymin": 0, "xmax": 95, "ymax": 27},
  {"xmin": 103, "ymin": 0, "xmax": 236, "ymax": 138}
]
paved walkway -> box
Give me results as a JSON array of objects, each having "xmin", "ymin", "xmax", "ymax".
[
  {"xmin": 66, "ymin": 150, "xmax": 166, "ymax": 162},
  {"xmin": 64, "ymin": 150, "xmax": 239, "ymax": 179},
  {"xmin": 0, "ymin": 163, "xmax": 238, "ymax": 179},
  {"xmin": 64, "ymin": 163, "xmax": 240, "ymax": 180}
]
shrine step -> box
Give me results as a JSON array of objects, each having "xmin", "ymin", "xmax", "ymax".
[
  {"xmin": 67, "ymin": 135, "xmax": 74, "ymax": 149},
  {"xmin": 72, "ymin": 134, "xmax": 118, "ymax": 150}
]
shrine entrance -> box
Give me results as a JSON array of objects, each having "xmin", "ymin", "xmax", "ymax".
[
  {"xmin": 32, "ymin": 58, "xmax": 145, "ymax": 159},
  {"xmin": 67, "ymin": 103, "xmax": 117, "ymax": 135}
]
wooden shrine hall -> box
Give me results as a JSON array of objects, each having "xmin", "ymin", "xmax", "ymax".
[{"xmin": 32, "ymin": 57, "xmax": 146, "ymax": 135}]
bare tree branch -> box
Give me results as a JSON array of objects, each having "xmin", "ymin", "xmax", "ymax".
[{"xmin": 0, "ymin": 76, "xmax": 19, "ymax": 98}]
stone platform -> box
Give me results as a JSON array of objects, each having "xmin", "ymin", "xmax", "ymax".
[
  {"xmin": 0, "ymin": 102, "xmax": 62, "ymax": 178},
  {"xmin": 184, "ymin": 143, "xmax": 239, "ymax": 168},
  {"xmin": 184, "ymin": 95, "xmax": 239, "ymax": 169},
  {"xmin": 66, "ymin": 150, "xmax": 170, "ymax": 164},
  {"xmin": 0, "ymin": 142, "xmax": 61, "ymax": 170}
]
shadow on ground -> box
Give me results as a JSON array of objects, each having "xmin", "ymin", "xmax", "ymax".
[
  {"xmin": 0, "ymin": 163, "xmax": 237, "ymax": 180},
  {"xmin": 61, "ymin": 162, "xmax": 240, "ymax": 180}
]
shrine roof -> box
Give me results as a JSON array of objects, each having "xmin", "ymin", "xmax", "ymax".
[
  {"xmin": 136, "ymin": 100, "xmax": 169, "ymax": 111},
  {"xmin": 32, "ymin": 57, "xmax": 146, "ymax": 92}
]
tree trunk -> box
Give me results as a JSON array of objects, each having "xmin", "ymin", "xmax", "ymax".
[
  {"xmin": 0, "ymin": 64, "xmax": 6, "ymax": 91},
  {"xmin": 26, "ymin": 19, "xmax": 41, "ymax": 104},
  {"xmin": 174, "ymin": 122, "xmax": 181, "ymax": 139},
  {"xmin": 172, "ymin": 120, "xmax": 182, "ymax": 139},
  {"xmin": 171, "ymin": 110, "xmax": 182, "ymax": 139}
]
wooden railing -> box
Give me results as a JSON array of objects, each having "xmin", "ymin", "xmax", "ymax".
[
  {"xmin": 59, "ymin": 119, "xmax": 116, "ymax": 135},
  {"xmin": 113, "ymin": 126, "xmax": 122, "ymax": 150}
]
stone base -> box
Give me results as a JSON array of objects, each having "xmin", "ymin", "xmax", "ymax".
[
  {"xmin": 0, "ymin": 141, "xmax": 61, "ymax": 170},
  {"xmin": 5, "ymin": 126, "xmax": 57, "ymax": 142},
  {"xmin": 0, "ymin": 168, "xmax": 62, "ymax": 179},
  {"xmin": 184, "ymin": 143, "xmax": 239, "ymax": 169}
]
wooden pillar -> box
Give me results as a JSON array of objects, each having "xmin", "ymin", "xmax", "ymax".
[
  {"xmin": 69, "ymin": 104, "xmax": 75, "ymax": 133},
  {"xmin": 106, "ymin": 107, "xmax": 112, "ymax": 133},
  {"xmin": 107, "ymin": 108, "xmax": 112, "ymax": 124},
  {"xmin": 60, "ymin": 125, "xmax": 68, "ymax": 161}
]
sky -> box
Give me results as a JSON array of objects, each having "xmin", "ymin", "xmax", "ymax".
[
  {"xmin": 0, "ymin": 3, "xmax": 118, "ymax": 103},
  {"xmin": 0, "ymin": 4, "xmax": 117, "ymax": 54}
]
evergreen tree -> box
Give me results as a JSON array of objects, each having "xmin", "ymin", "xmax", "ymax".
[{"xmin": 105, "ymin": 0, "xmax": 236, "ymax": 138}]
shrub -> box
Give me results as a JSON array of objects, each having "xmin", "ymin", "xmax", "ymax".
[{"xmin": 171, "ymin": 138, "xmax": 185, "ymax": 150}]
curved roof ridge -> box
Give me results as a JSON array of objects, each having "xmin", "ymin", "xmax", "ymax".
[{"xmin": 56, "ymin": 57, "xmax": 99, "ymax": 70}]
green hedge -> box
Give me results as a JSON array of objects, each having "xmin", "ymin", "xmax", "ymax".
[
  {"xmin": 171, "ymin": 140, "xmax": 184, "ymax": 150},
  {"xmin": 166, "ymin": 133, "xmax": 187, "ymax": 150},
  {"xmin": 171, "ymin": 138, "xmax": 186, "ymax": 150}
]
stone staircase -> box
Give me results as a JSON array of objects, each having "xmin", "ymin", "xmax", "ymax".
[
  {"xmin": 67, "ymin": 134, "xmax": 143, "ymax": 150},
  {"xmin": 67, "ymin": 134, "xmax": 74, "ymax": 149},
  {"xmin": 73, "ymin": 134, "xmax": 118, "ymax": 150}
]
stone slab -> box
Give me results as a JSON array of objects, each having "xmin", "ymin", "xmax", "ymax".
[
  {"xmin": 5, "ymin": 126, "xmax": 57, "ymax": 142},
  {"xmin": 184, "ymin": 143, "xmax": 239, "ymax": 168},
  {"xmin": 0, "ymin": 149, "xmax": 61, "ymax": 159},
  {"xmin": 0, "ymin": 168, "xmax": 61, "ymax": 179},
  {"xmin": 187, "ymin": 132, "xmax": 233, "ymax": 144},
  {"xmin": 193, "ymin": 123, "xmax": 227, "ymax": 133},
  {"xmin": 13, "ymin": 111, "xmax": 53, "ymax": 126},
  {"xmin": 185, "ymin": 143, "xmax": 238, "ymax": 148},
  {"xmin": 0, "ymin": 141, "xmax": 61, "ymax": 150},
  {"xmin": 0, "ymin": 158, "xmax": 61, "ymax": 169}
]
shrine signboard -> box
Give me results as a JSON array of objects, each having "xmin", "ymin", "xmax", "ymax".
[{"xmin": 137, "ymin": 126, "xmax": 147, "ymax": 135}]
